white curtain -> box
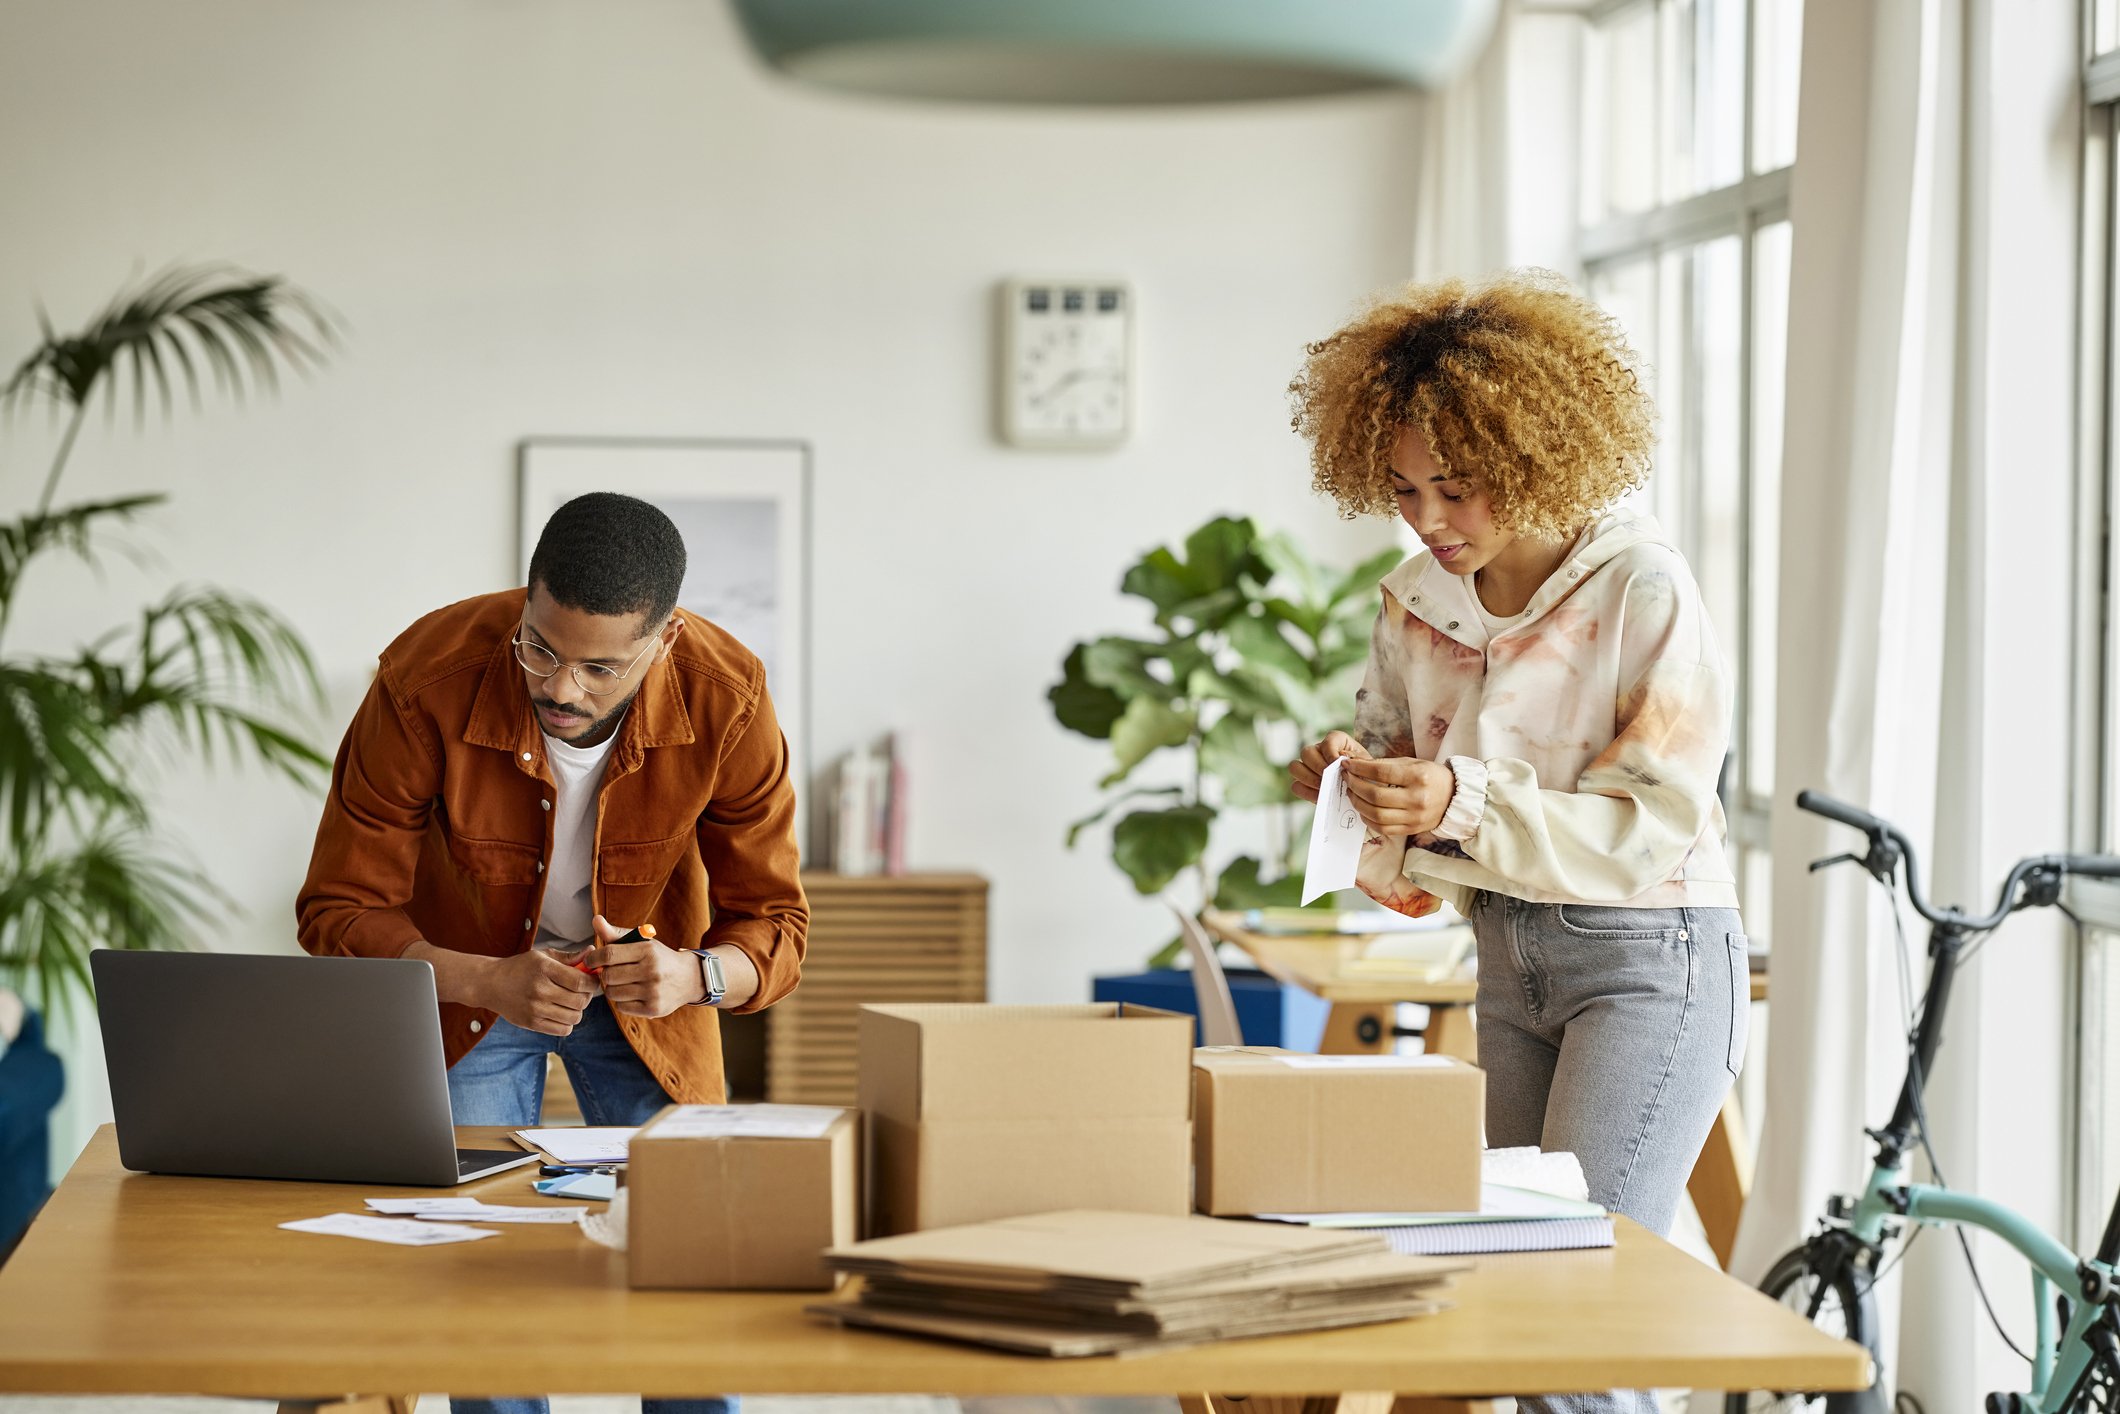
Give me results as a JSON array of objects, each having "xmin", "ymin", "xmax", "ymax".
[{"xmin": 1734, "ymin": 0, "xmax": 2082, "ymax": 1410}]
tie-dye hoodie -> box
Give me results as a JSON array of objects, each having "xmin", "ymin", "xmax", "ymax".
[{"xmin": 1351, "ymin": 508, "xmax": 1738, "ymax": 918}]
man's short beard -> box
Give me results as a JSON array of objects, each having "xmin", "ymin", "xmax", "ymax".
[{"xmin": 535, "ymin": 682, "xmax": 641, "ymax": 746}]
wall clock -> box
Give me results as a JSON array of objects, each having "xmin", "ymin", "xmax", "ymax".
[{"xmin": 998, "ymin": 277, "xmax": 1134, "ymax": 449}]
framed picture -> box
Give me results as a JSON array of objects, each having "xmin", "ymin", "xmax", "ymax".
[{"xmin": 517, "ymin": 438, "xmax": 812, "ymax": 846}]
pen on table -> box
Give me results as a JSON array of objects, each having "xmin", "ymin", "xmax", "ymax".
[{"xmin": 539, "ymin": 1163, "xmax": 620, "ymax": 1175}]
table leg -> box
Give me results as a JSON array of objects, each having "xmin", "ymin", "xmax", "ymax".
[
  {"xmin": 275, "ymin": 1398, "xmax": 417, "ymax": 1414},
  {"xmin": 1319, "ymin": 1003, "xmax": 1395, "ymax": 1055},
  {"xmin": 1424, "ymin": 1003, "xmax": 1478, "ymax": 1063},
  {"xmin": 1183, "ymin": 1394, "xmax": 1396, "ymax": 1414},
  {"xmin": 1687, "ymin": 1088, "xmax": 1755, "ymax": 1269}
]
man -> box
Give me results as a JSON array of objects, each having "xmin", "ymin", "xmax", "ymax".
[{"xmin": 299, "ymin": 492, "xmax": 805, "ymax": 1414}]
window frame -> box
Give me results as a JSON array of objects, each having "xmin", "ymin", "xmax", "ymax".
[{"xmin": 1578, "ymin": 0, "xmax": 1793, "ymax": 924}]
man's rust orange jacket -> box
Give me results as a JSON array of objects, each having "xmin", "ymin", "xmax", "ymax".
[{"xmin": 297, "ymin": 589, "xmax": 807, "ymax": 1103}]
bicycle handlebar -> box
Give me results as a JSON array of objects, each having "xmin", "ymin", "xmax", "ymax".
[
  {"xmin": 1797, "ymin": 790, "xmax": 2120, "ymax": 929},
  {"xmin": 1794, "ymin": 789, "xmax": 1890, "ymax": 837}
]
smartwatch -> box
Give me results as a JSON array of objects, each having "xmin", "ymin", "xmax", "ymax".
[{"xmin": 688, "ymin": 948, "xmax": 728, "ymax": 1007}]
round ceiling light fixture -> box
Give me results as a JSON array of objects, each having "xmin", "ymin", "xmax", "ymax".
[{"xmin": 728, "ymin": 0, "xmax": 1501, "ymax": 106}]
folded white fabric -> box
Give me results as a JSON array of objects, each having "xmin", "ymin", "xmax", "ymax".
[{"xmin": 1481, "ymin": 1146, "xmax": 1591, "ymax": 1202}]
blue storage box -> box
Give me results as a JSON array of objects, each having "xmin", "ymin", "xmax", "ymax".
[{"xmin": 1091, "ymin": 968, "xmax": 1330, "ymax": 1051}]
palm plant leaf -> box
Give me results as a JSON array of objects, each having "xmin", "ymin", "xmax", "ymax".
[
  {"xmin": 78, "ymin": 586, "xmax": 330, "ymax": 786},
  {"xmin": 1, "ymin": 263, "xmax": 337, "ymax": 422},
  {"xmin": 0, "ymin": 828, "xmax": 225, "ymax": 1017},
  {"xmin": 0, "ymin": 662, "xmax": 146, "ymax": 848},
  {"xmin": 0, "ymin": 496, "xmax": 163, "ymax": 631}
]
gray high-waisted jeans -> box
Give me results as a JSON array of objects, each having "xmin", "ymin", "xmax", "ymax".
[{"xmin": 1468, "ymin": 890, "xmax": 1749, "ymax": 1414}]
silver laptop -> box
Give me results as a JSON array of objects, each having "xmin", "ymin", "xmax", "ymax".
[{"xmin": 92, "ymin": 950, "xmax": 539, "ymax": 1186}]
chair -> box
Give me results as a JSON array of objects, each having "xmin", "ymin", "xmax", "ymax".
[{"xmin": 1167, "ymin": 903, "xmax": 1244, "ymax": 1047}]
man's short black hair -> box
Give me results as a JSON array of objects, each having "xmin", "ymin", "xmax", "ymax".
[{"xmin": 527, "ymin": 492, "xmax": 687, "ymax": 633}]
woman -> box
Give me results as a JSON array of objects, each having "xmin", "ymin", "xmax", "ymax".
[{"xmin": 1288, "ymin": 271, "xmax": 1746, "ymax": 1410}]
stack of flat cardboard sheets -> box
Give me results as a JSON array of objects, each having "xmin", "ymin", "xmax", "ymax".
[{"xmin": 809, "ymin": 1209, "xmax": 1464, "ymax": 1356}]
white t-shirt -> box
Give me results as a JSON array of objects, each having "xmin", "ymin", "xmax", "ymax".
[
  {"xmin": 1468, "ymin": 580, "xmax": 1526, "ymax": 637},
  {"xmin": 533, "ymin": 721, "xmax": 624, "ymax": 951}
]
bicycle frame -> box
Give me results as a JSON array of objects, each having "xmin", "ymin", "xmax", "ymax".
[
  {"xmin": 1826, "ymin": 909, "xmax": 2120, "ymax": 1412},
  {"xmin": 1840, "ymin": 1166, "xmax": 2114, "ymax": 1410}
]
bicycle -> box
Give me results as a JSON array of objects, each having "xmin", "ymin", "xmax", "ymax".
[{"xmin": 1728, "ymin": 791, "xmax": 2120, "ymax": 1414}]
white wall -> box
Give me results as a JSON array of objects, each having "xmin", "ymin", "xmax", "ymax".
[{"xmin": 0, "ymin": 1, "xmax": 1419, "ymax": 1160}]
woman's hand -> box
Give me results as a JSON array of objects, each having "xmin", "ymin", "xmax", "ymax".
[
  {"xmin": 1341, "ymin": 756, "xmax": 1455, "ymax": 839},
  {"xmin": 1290, "ymin": 731, "xmax": 1370, "ymax": 803}
]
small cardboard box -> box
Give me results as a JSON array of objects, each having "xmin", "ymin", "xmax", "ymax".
[
  {"xmin": 858, "ymin": 1002, "xmax": 1195, "ymax": 1236},
  {"xmin": 1191, "ymin": 1048, "xmax": 1484, "ymax": 1215},
  {"xmin": 626, "ymin": 1104, "xmax": 858, "ymax": 1290}
]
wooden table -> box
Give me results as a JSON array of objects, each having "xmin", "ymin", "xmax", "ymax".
[
  {"xmin": 0, "ymin": 1128, "xmax": 1867, "ymax": 1411},
  {"xmin": 1200, "ymin": 911, "xmax": 1767, "ymax": 1271}
]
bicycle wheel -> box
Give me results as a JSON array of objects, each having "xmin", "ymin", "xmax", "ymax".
[{"xmin": 1724, "ymin": 1242, "xmax": 1884, "ymax": 1414}]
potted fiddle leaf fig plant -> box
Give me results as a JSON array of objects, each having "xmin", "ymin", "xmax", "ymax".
[
  {"xmin": 0, "ymin": 264, "xmax": 338, "ymax": 1016},
  {"xmin": 1049, "ymin": 514, "xmax": 1400, "ymax": 967}
]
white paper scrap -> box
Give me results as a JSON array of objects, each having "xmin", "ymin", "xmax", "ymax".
[
  {"xmin": 364, "ymin": 1197, "xmax": 485, "ymax": 1216},
  {"xmin": 1301, "ymin": 757, "xmax": 1365, "ymax": 905},
  {"xmin": 515, "ymin": 1127, "xmax": 635, "ymax": 1164},
  {"xmin": 406, "ymin": 1204, "xmax": 588, "ymax": 1224},
  {"xmin": 1279, "ymin": 1054, "xmax": 1454, "ymax": 1069},
  {"xmin": 648, "ymin": 1104, "xmax": 843, "ymax": 1141},
  {"xmin": 281, "ymin": 1213, "xmax": 497, "ymax": 1246}
]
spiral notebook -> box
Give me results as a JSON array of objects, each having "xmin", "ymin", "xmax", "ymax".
[
  {"xmin": 1364, "ymin": 1215, "xmax": 1615, "ymax": 1256},
  {"xmin": 1262, "ymin": 1184, "xmax": 1615, "ymax": 1256}
]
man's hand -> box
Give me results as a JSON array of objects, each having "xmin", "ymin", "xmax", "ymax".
[
  {"xmin": 582, "ymin": 914, "xmax": 702, "ymax": 1018},
  {"xmin": 1290, "ymin": 731, "xmax": 1371, "ymax": 803},
  {"xmin": 481, "ymin": 948, "xmax": 598, "ymax": 1037},
  {"xmin": 1341, "ymin": 755, "xmax": 1455, "ymax": 839}
]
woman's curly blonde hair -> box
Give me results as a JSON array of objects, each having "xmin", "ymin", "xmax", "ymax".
[{"xmin": 1288, "ymin": 269, "xmax": 1655, "ymax": 540}]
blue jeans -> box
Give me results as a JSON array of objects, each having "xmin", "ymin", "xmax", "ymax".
[
  {"xmin": 1470, "ymin": 891, "xmax": 1749, "ymax": 1414},
  {"xmin": 445, "ymin": 997, "xmax": 735, "ymax": 1414}
]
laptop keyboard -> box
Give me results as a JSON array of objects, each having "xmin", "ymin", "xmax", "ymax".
[{"xmin": 455, "ymin": 1147, "xmax": 524, "ymax": 1175}]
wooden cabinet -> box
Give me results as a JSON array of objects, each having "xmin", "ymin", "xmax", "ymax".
[{"xmin": 759, "ymin": 872, "xmax": 989, "ymax": 1105}]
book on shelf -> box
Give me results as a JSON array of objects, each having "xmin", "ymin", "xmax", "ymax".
[{"xmin": 823, "ymin": 733, "xmax": 904, "ymax": 877}]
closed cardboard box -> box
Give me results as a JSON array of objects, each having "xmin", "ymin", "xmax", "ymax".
[
  {"xmin": 627, "ymin": 1104, "xmax": 858, "ymax": 1290},
  {"xmin": 1192, "ymin": 1048, "xmax": 1483, "ymax": 1215},
  {"xmin": 858, "ymin": 1002, "xmax": 1194, "ymax": 1236}
]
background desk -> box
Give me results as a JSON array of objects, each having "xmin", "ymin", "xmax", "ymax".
[
  {"xmin": 1200, "ymin": 910, "xmax": 1767, "ymax": 1270},
  {"xmin": 0, "ymin": 1128, "xmax": 1866, "ymax": 1409}
]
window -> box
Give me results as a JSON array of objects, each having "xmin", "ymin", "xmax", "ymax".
[{"xmin": 1578, "ymin": 0, "xmax": 1801, "ymax": 944}]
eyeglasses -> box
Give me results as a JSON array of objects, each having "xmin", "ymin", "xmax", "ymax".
[{"xmin": 512, "ymin": 628, "xmax": 663, "ymax": 696}]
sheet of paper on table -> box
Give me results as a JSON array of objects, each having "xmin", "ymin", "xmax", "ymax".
[
  {"xmin": 514, "ymin": 1126, "xmax": 635, "ymax": 1165},
  {"xmin": 364, "ymin": 1197, "xmax": 587, "ymax": 1223},
  {"xmin": 280, "ymin": 1213, "xmax": 497, "ymax": 1246}
]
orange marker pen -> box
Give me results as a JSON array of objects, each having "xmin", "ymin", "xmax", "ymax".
[{"xmin": 576, "ymin": 923, "xmax": 654, "ymax": 974}]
